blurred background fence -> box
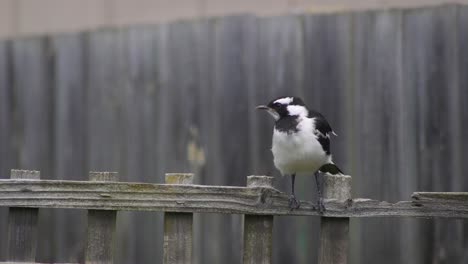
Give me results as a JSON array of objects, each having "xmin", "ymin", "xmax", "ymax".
[{"xmin": 0, "ymin": 3, "xmax": 468, "ymax": 264}]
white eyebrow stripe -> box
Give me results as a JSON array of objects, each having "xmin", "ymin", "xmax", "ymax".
[
  {"xmin": 274, "ymin": 97, "xmax": 294, "ymax": 105},
  {"xmin": 287, "ymin": 105, "xmax": 308, "ymax": 117}
]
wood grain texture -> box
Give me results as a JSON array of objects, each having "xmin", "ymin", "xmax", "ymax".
[
  {"xmin": 12, "ymin": 36, "xmax": 55, "ymax": 261},
  {"xmin": 7, "ymin": 170, "xmax": 40, "ymax": 262},
  {"xmin": 51, "ymin": 33, "xmax": 88, "ymax": 263},
  {"xmin": 85, "ymin": 172, "xmax": 118, "ymax": 264},
  {"xmin": 0, "ymin": 179, "xmax": 465, "ymax": 218},
  {"xmin": 243, "ymin": 176, "xmax": 273, "ymax": 264},
  {"xmin": 319, "ymin": 175, "xmax": 352, "ymax": 264},
  {"xmin": 164, "ymin": 174, "xmax": 194, "ymax": 264},
  {"xmin": 0, "ymin": 39, "xmax": 13, "ymax": 260}
]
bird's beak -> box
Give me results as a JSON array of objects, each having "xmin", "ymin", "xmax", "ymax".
[{"xmin": 256, "ymin": 105, "xmax": 269, "ymax": 110}]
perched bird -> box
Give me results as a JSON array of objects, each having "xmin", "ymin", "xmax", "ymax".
[{"xmin": 256, "ymin": 96, "xmax": 343, "ymax": 212}]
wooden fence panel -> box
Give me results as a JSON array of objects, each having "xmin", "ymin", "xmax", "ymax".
[
  {"xmin": 0, "ymin": 4, "xmax": 467, "ymax": 264},
  {"xmin": 302, "ymin": 13, "xmax": 353, "ymax": 263},
  {"xmin": 457, "ymin": 6, "xmax": 468, "ymax": 261},
  {"xmin": 86, "ymin": 30, "xmax": 131, "ymax": 264},
  {"xmin": 163, "ymin": 174, "xmax": 194, "ymax": 264},
  {"xmin": 243, "ymin": 176, "xmax": 274, "ymax": 264},
  {"xmin": 85, "ymin": 172, "xmax": 118, "ymax": 264},
  {"xmin": 212, "ymin": 15, "xmax": 256, "ymax": 264},
  {"xmin": 403, "ymin": 6, "xmax": 461, "ymax": 263},
  {"xmin": 7, "ymin": 170, "xmax": 40, "ymax": 261},
  {"xmin": 124, "ymin": 25, "xmax": 164, "ymax": 264},
  {"xmin": 352, "ymin": 10, "xmax": 410, "ymax": 264},
  {"xmin": 11, "ymin": 37, "xmax": 55, "ymax": 261},
  {"xmin": 256, "ymin": 15, "xmax": 304, "ymax": 264},
  {"xmin": 190, "ymin": 19, "xmax": 215, "ymax": 264},
  {"xmin": 51, "ymin": 33, "xmax": 88, "ymax": 263},
  {"xmin": 0, "ymin": 40, "xmax": 13, "ymax": 260}
]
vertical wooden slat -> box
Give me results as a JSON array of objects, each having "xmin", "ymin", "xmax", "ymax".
[
  {"xmin": 7, "ymin": 169, "xmax": 40, "ymax": 261},
  {"xmin": 51, "ymin": 33, "xmax": 88, "ymax": 263},
  {"xmin": 12, "ymin": 36, "xmax": 55, "ymax": 261},
  {"xmin": 318, "ymin": 174, "xmax": 352, "ymax": 264},
  {"xmin": 0, "ymin": 39, "xmax": 13, "ymax": 260},
  {"xmin": 243, "ymin": 176, "xmax": 274, "ymax": 264},
  {"xmin": 85, "ymin": 172, "xmax": 118, "ymax": 264},
  {"xmin": 124, "ymin": 25, "xmax": 163, "ymax": 264},
  {"xmin": 164, "ymin": 173, "xmax": 194, "ymax": 264}
]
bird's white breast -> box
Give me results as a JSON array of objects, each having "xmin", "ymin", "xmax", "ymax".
[{"xmin": 271, "ymin": 118, "xmax": 330, "ymax": 175}]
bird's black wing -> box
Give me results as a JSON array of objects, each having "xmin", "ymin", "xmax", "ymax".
[{"xmin": 308, "ymin": 110, "xmax": 334, "ymax": 155}]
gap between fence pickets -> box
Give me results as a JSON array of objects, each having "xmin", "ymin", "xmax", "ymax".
[{"xmin": 0, "ymin": 177, "xmax": 466, "ymax": 218}]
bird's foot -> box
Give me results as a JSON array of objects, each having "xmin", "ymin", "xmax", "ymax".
[
  {"xmin": 316, "ymin": 197, "xmax": 326, "ymax": 214},
  {"xmin": 288, "ymin": 195, "xmax": 301, "ymax": 210}
]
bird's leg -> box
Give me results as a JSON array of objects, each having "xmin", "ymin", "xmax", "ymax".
[
  {"xmin": 315, "ymin": 171, "xmax": 325, "ymax": 213},
  {"xmin": 288, "ymin": 173, "xmax": 300, "ymax": 210}
]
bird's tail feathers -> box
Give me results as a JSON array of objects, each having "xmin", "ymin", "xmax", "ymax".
[{"xmin": 319, "ymin": 163, "xmax": 343, "ymax": 175}]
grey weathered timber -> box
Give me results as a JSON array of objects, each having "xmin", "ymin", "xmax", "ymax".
[
  {"xmin": 243, "ymin": 176, "xmax": 274, "ymax": 264},
  {"xmin": 85, "ymin": 172, "xmax": 118, "ymax": 264},
  {"xmin": 0, "ymin": 178, "xmax": 466, "ymax": 218},
  {"xmin": 51, "ymin": 33, "xmax": 88, "ymax": 263},
  {"xmin": 0, "ymin": 262, "xmax": 79, "ymax": 264},
  {"xmin": 164, "ymin": 173, "xmax": 194, "ymax": 264},
  {"xmin": 319, "ymin": 174, "xmax": 352, "ymax": 264},
  {"xmin": 7, "ymin": 170, "xmax": 40, "ymax": 262}
]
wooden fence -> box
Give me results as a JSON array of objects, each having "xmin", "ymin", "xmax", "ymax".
[
  {"xmin": 3, "ymin": 169, "xmax": 468, "ymax": 264},
  {"xmin": 1, "ymin": 3, "xmax": 468, "ymax": 264}
]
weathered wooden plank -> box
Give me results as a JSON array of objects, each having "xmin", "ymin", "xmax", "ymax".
[
  {"xmin": 87, "ymin": 30, "xmax": 125, "ymax": 172},
  {"xmin": 51, "ymin": 32, "xmax": 88, "ymax": 263},
  {"xmin": 256, "ymin": 15, "xmax": 305, "ymax": 264},
  {"xmin": 0, "ymin": 39, "xmax": 14, "ymax": 260},
  {"xmin": 164, "ymin": 174, "xmax": 194, "ymax": 264},
  {"xmin": 7, "ymin": 170, "xmax": 40, "ymax": 262},
  {"xmin": 302, "ymin": 13, "xmax": 353, "ymax": 264},
  {"xmin": 85, "ymin": 172, "xmax": 118, "ymax": 264},
  {"xmin": 243, "ymin": 176, "xmax": 273, "ymax": 264},
  {"xmin": 0, "ymin": 179, "xmax": 466, "ymax": 218},
  {"xmin": 123, "ymin": 25, "xmax": 164, "ymax": 264},
  {"xmin": 12, "ymin": 35, "xmax": 55, "ymax": 262},
  {"xmin": 211, "ymin": 15, "xmax": 256, "ymax": 264},
  {"xmin": 352, "ymin": 9, "xmax": 410, "ymax": 264},
  {"xmin": 404, "ymin": 6, "xmax": 460, "ymax": 263},
  {"xmin": 457, "ymin": 5, "xmax": 468, "ymax": 260},
  {"xmin": 319, "ymin": 175, "xmax": 352, "ymax": 264},
  {"xmin": 0, "ymin": 262, "xmax": 78, "ymax": 264}
]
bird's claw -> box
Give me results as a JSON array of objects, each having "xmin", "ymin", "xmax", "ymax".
[
  {"xmin": 317, "ymin": 197, "xmax": 326, "ymax": 213},
  {"xmin": 288, "ymin": 195, "xmax": 301, "ymax": 210}
]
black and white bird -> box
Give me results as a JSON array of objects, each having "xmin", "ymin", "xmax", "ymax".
[{"xmin": 256, "ymin": 96, "xmax": 343, "ymax": 212}]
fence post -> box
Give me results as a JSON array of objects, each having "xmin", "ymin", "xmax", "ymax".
[
  {"xmin": 85, "ymin": 171, "xmax": 118, "ymax": 264},
  {"xmin": 164, "ymin": 173, "xmax": 194, "ymax": 264},
  {"xmin": 318, "ymin": 174, "xmax": 352, "ymax": 264},
  {"xmin": 243, "ymin": 176, "xmax": 274, "ymax": 264},
  {"xmin": 7, "ymin": 169, "xmax": 40, "ymax": 261}
]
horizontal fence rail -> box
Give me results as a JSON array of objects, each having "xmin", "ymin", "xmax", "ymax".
[{"xmin": 0, "ymin": 179, "xmax": 466, "ymax": 218}]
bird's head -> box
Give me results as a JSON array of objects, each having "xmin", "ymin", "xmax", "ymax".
[{"xmin": 256, "ymin": 96, "xmax": 308, "ymax": 121}]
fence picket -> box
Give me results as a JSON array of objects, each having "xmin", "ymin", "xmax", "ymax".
[
  {"xmin": 85, "ymin": 172, "xmax": 118, "ymax": 264},
  {"xmin": 243, "ymin": 176, "xmax": 274, "ymax": 264},
  {"xmin": 163, "ymin": 173, "xmax": 194, "ymax": 264},
  {"xmin": 7, "ymin": 170, "xmax": 40, "ymax": 261}
]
